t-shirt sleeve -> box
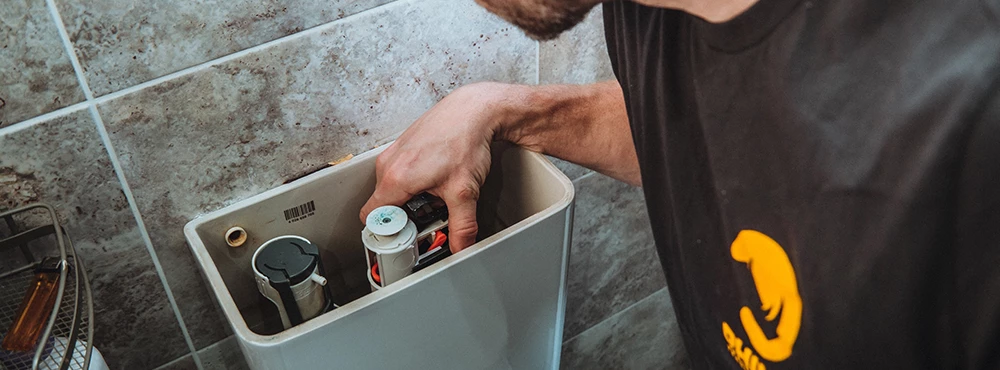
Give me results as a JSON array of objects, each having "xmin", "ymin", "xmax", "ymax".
[{"xmin": 952, "ymin": 88, "xmax": 1000, "ymax": 369}]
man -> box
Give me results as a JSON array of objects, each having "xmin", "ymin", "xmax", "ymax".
[{"xmin": 361, "ymin": 0, "xmax": 1000, "ymax": 368}]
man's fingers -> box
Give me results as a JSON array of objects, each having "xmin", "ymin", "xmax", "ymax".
[
  {"xmin": 442, "ymin": 186, "xmax": 480, "ymax": 253},
  {"xmin": 359, "ymin": 183, "xmax": 414, "ymax": 224}
]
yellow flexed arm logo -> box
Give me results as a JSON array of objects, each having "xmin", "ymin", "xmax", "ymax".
[{"xmin": 730, "ymin": 230, "xmax": 802, "ymax": 363}]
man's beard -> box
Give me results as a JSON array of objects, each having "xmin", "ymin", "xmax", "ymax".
[{"xmin": 476, "ymin": 0, "xmax": 596, "ymax": 41}]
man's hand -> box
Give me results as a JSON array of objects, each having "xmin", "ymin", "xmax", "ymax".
[
  {"xmin": 360, "ymin": 80, "xmax": 637, "ymax": 253},
  {"xmin": 360, "ymin": 82, "xmax": 521, "ymax": 252}
]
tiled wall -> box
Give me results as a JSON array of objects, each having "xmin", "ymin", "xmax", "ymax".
[{"xmin": 0, "ymin": 1, "xmax": 687, "ymax": 369}]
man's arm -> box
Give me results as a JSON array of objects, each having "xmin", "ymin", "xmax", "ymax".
[
  {"xmin": 497, "ymin": 80, "xmax": 640, "ymax": 186},
  {"xmin": 359, "ymin": 80, "xmax": 637, "ymax": 251}
]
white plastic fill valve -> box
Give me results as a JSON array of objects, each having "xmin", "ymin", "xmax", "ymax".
[{"xmin": 362, "ymin": 205, "xmax": 419, "ymax": 289}]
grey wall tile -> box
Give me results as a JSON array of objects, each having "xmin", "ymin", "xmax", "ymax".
[
  {"xmin": 199, "ymin": 336, "xmax": 249, "ymax": 370},
  {"xmin": 55, "ymin": 0, "xmax": 395, "ymax": 97},
  {"xmin": 536, "ymin": 7, "xmax": 613, "ymax": 181},
  {"xmin": 98, "ymin": 0, "xmax": 536, "ymax": 349},
  {"xmin": 0, "ymin": 0, "xmax": 85, "ymax": 127},
  {"xmin": 539, "ymin": 6, "xmax": 613, "ymax": 85},
  {"xmin": 55, "ymin": 0, "xmax": 394, "ymax": 96},
  {"xmin": 561, "ymin": 288, "xmax": 690, "ymax": 370},
  {"xmin": 0, "ymin": 109, "xmax": 188, "ymax": 369},
  {"xmin": 153, "ymin": 355, "xmax": 196, "ymax": 370},
  {"xmin": 564, "ymin": 173, "xmax": 666, "ymax": 339},
  {"xmin": 547, "ymin": 155, "xmax": 591, "ymax": 182}
]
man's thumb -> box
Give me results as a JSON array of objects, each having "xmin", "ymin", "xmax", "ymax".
[{"xmin": 443, "ymin": 188, "xmax": 480, "ymax": 252}]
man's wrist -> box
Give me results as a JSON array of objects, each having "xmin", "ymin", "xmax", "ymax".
[
  {"xmin": 481, "ymin": 83, "xmax": 543, "ymax": 149},
  {"xmin": 456, "ymin": 81, "xmax": 550, "ymax": 151}
]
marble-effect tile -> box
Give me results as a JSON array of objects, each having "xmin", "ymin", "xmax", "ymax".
[
  {"xmin": 548, "ymin": 155, "xmax": 591, "ymax": 182},
  {"xmin": 0, "ymin": 110, "xmax": 189, "ymax": 369},
  {"xmin": 536, "ymin": 7, "xmax": 612, "ymax": 181},
  {"xmin": 0, "ymin": 0, "xmax": 85, "ymax": 127},
  {"xmin": 563, "ymin": 173, "xmax": 666, "ymax": 339},
  {"xmin": 98, "ymin": 0, "xmax": 536, "ymax": 349},
  {"xmin": 199, "ymin": 336, "xmax": 249, "ymax": 370},
  {"xmin": 539, "ymin": 6, "xmax": 614, "ymax": 85},
  {"xmin": 561, "ymin": 289, "xmax": 690, "ymax": 370},
  {"xmin": 153, "ymin": 354, "xmax": 196, "ymax": 370},
  {"xmin": 55, "ymin": 0, "xmax": 394, "ymax": 96}
]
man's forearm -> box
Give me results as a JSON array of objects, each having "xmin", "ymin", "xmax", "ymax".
[{"xmin": 493, "ymin": 80, "xmax": 641, "ymax": 186}]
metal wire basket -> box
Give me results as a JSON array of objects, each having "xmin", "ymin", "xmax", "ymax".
[{"xmin": 0, "ymin": 204, "xmax": 94, "ymax": 370}]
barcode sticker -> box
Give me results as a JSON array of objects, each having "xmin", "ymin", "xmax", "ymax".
[{"xmin": 283, "ymin": 200, "xmax": 316, "ymax": 223}]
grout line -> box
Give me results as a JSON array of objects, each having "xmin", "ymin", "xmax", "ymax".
[
  {"xmin": 535, "ymin": 40, "xmax": 541, "ymax": 85},
  {"xmin": 89, "ymin": 0, "xmax": 406, "ymax": 106},
  {"xmin": 0, "ymin": 102, "xmax": 89, "ymax": 136},
  {"xmin": 150, "ymin": 353, "xmax": 195, "ymax": 370},
  {"xmin": 562, "ymin": 287, "xmax": 668, "ymax": 345},
  {"xmin": 572, "ymin": 171, "xmax": 597, "ymax": 184},
  {"xmin": 1, "ymin": 0, "xmax": 409, "ymax": 133},
  {"xmin": 44, "ymin": 0, "xmax": 92, "ymax": 101},
  {"xmin": 199, "ymin": 335, "xmax": 236, "ymax": 354},
  {"xmin": 44, "ymin": 0, "xmax": 204, "ymax": 368},
  {"xmin": 88, "ymin": 106, "xmax": 205, "ymax": 369}
]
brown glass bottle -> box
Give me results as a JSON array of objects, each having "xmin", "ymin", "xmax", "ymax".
[{"xmin": 2, "ymin": 260, "xmax": 61, "ymax": 352}]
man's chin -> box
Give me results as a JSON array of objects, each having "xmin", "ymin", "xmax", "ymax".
[
  {"xmin": 476, "ymin": 0, "xmax": 595, "ymax": 41},
  {"xmin": 514, "ymin": 18, "xmax": 582, "ymax": 41}
]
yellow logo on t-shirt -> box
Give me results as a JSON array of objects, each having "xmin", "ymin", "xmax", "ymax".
[{"xmin": 722, "ymin": 230, "xmax": 802, "ymax": 370}]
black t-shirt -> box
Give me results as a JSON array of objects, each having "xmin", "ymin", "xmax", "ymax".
[{"xmin": 603, "ymin": 0, "xmax": 1000, "ymax": 368}]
